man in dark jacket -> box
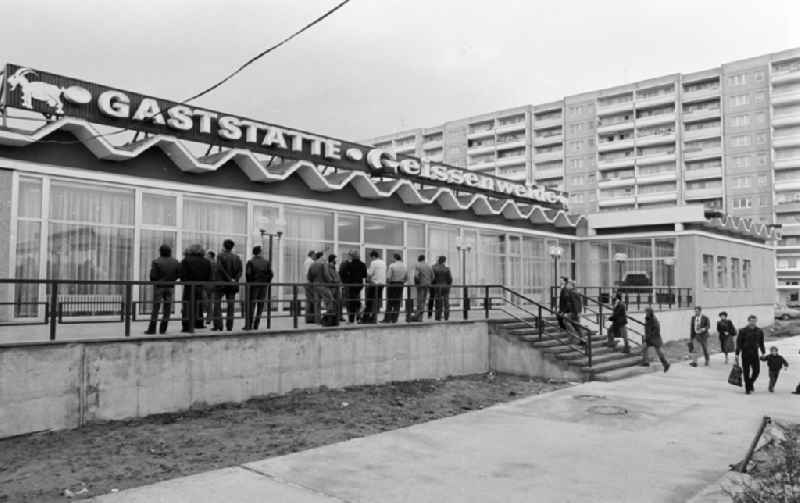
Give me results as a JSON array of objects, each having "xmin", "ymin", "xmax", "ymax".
[
  {"xmin": 558, "ymin": 278, "xmax": 582, "ymax": 344},
  {"xmin": 413, "ymin": 255, "xmax": 434, "ymax": 322},
  {"xmin": 431, "ymin": 256, "xmax": 453, "ymax": 321},
  {"xmin": 736, "ymin": 315, "xmax": 766, "ymax": 394},
  {"xmin": 689, "ymin": 306, "xmax": 711, "ymax": 367},
  {"xmin": 205, "ymin": 250, "xmax": 220, "ymax": 328},
  {"xmin": 216, "ymin": 239, "xmax": 243, "ymax": 331},
  {"xmin": 181, "ymin": 244, "xmax": 212, "ymax": 332},
  {"xmin": 328, "ymin": 254, "xmax": 343, "ymax": 325},
  {"xmin": 339, "ymin": 250, "xmax": 367, "ymax": 323},
  {"xmin": 307, "ymin": 251, "xmax": 334, "ymax": 324},
  {"xmin": 244, "ymin": 245, "xmax": 273, "ymax": 330},
  {"xmin": 607, "ymin": 292, "xmax": 629, "ymax": 352},
  {"xmin": 146, "ymin": 244, "xmax": 181, "ymax": 335}
]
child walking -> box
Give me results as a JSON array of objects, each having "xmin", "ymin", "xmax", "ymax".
[{"xmin": 760, "ymin": 346, "xmax": 789, "ymax": 393}]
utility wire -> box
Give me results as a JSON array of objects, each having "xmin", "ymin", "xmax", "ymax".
[{"xmin": 4, "ymin": 0, "xmax": 353, "ymax": 145}]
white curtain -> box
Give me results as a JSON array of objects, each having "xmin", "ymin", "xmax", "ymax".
[{"xmin": 183, "ymin": 197, "xmax": 246, "ymax": 234}]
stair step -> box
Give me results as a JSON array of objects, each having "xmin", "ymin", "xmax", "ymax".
[
  {"xmin": 556, "ymin": 352, "xmax": 623, "ymax": 365},
  {"xmin": 509, "ymin": 328, "xmax": 561, "ymax": 336},
  {"xmin": 555, "ymin": 347, "xmax": 614, "ymax": 360},
  {"xmin": 580, "ymin": 356, "xmax": 643, "ymax": 374},
  {"xmin": 541, "ymin": 342, "xmax": 608, "ymax": 354},
  {"xmin": 592, "ymin": 365, "xmax": 656, "ymax": 382},
  {"xmin": 530, "ymin": 336, "xmax": 604, "ymax": 348}
]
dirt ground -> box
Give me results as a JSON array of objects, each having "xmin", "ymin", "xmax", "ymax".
[{"xmin": 0, "ymin": 373, "xmax": 567, "ymax": 503}]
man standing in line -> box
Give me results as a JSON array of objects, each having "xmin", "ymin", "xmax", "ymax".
[
  {"xmin": 244, "ymin": 245, "xmax": 273, "ymax": 330},
  {"xmin": 303, "ymin": 250, "xmax": 316, "ymax": 323},
  {"xmin": 328, "ymin": 254, "xmax": 343, "ymax": 325},
  {"xmin": 736, "ymin": 315, "xmax": 766, "ymax": 394},
  {"xmin": 180, "ymin": 244, "xmax": 212, "ymax": 333},
  {"xmin": 307, "ymin": 251, "xmax": 334, "ymax": 324},
  {"xmin": 205, "ymin": 250, "xmax": 220, "ymax": 328},
  {"xmin": 383, "ymin": 253, "xmax": 408, "ymax": 324},
  {"xmin": 216, "ymin": 239, "xmax": 243, "ymax": 332},
  {"xmin": 362, "ymin": 250, "xmax": 386, "ymax": 324},
  {"xmin": 339, "ymin": 249, "xmax": 367, "ymax": 323},
  {"xmin": 413, "ymin": 255, "xmax": 434, "ymax": 322},
  {"xmin": 431, "ymin": 256, "xmax": 453, "ymax": 321},
  {"xmin": 689, "ymin": 306, "xmax": 711, "ymax": 367},
  {"xmin": 145, "ymin": 244, "xmax": 180, "ymax": 335}
]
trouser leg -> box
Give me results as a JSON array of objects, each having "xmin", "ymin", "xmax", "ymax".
[
  {"xmin": 415, "ymin": 286, "xmax": 428, "ymax": 319},
  {"xmin": 768, "ymin": 370, "xmax": 779, "ymax": 391},
  {"xmin": 225, "ymin": 292, "xmax": 235, "ymax": 331},
  {"xmin": 427, "ymin": 287, "xmax": 435, "ymax": 318},
  {"xmin": 442, "ymin": 291, "xmax": 450, "ymax": 320},
  {"xmin": 655, "ymin": 346, "xmax": 669, "ymax": 367},
  {"xmin": 620, "ymin": 325, "xmax": 629, "ymax": 351},
  {"xmin": 161, "ymin": 289, "xmax": 173, "ymax": 333},
  {"xmin": 304, "ymin": 286, "xmax": 315, "ymax": 323},
  {"xmin": 700, "ymin": 338, "xmax": 709, "ymax": 364},
  {"xmin": 253, "ymin": 286, "xmax": 267, "ymax": 329},
  {"xmin": 148, "ymin": 289, "xmax": 160, "ymax": 333},
  {"xmin": 607, "ymin": 324, "xmax": 617, "ymax": 347}
]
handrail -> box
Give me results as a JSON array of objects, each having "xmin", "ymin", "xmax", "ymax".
[
  {"xmin": 499, "ymin": 286, "xmax": 594, "ymax": 365},
  {"xmin": 573, "ymin": 289, "xmax": 645, "ymax": 348}
]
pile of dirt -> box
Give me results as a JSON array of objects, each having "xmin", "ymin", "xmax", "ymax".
[{"xmin": 0, "ymin": 373, "xmax": 567, "ymax": 502}]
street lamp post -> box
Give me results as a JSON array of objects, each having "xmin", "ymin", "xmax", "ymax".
[
  {"xmin": 549, "ymin": 245, "xmax": 563, "ymax": 309},
  {"xmin": 455, "ymin": 236, "xmax": 473, "ymax": 318},
  {"xmin": 255, "ymin": 215, "xmax": 287, "ymax": 329},
  {"xmin": 663, "ymin": 257, "xmax": 676, "ymax": 308}
]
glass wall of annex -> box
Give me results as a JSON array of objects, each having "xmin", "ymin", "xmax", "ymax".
[{"xmin": 10, "ymin": 173, "xmax": 575, "ymax": 319}]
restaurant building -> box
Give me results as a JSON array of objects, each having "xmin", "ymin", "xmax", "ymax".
[{"xmin": 0, "ymin": 64, "xmax": 780, "ymax": 325}]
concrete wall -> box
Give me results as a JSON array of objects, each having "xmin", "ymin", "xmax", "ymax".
[
  {"xmin": 489, "ymin": 331, "xmax": 582, "ymax": 382},
  {"xmin": 0, "ymin": 322, "xmax": 489, "ymax": 438},
  {"xmin": 648, "ymin": 304, "xmax": 774, "ymax": 343},
  {"xmin": 677, "ymin": 234, "xmax": 775, "ymax": 308}
]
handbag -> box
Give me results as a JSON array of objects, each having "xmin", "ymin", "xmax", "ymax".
[{"xmin": 728, "ymin": 364, "xmax": 743, "ymax": 387}]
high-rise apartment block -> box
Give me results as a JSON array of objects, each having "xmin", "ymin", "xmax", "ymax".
[{"xmin": 363, "ymin": 48, "xmax": 800, "ymax": 301}]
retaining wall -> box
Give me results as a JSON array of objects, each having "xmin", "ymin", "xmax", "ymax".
[{"xmin": 0, "ymin": 321, "xmax": 489, "ymax": 438}]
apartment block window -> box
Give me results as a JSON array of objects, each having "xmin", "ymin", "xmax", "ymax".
[
  {"xmin": 703, "ymin": 254, "xmax": 714, "ymax": 288},
  {"xmin": 743, "ymin": 259, "xmax": 751, "ymax": 288},
  {"xmin": 755, "ymin": 132, "xmax": 768, "ymax": 145},
  {"xmin": 758, "ymin": 175, "xmax": 768, "ymax": 186},
  {"xmin": 757, "ymin": 154, "xmax": 768, "ymax": 166},
  {"xmin": 753, "ymin": 71, "xmax": 765, "ymax": 82},
  {"xmin": 731, "ymin": 114, "xmax": 750, "ymax": 128},
  {"xmin": 570, "ymin": 175, "xmax": 585, "ymax": 186},
  {"xmin": 734, "ymin": 156, "xmax": 751, "ymax": 169},
  {"xmin": 569, "ymin": 158, "xmax": 584, "ymax": 170},
  {"xmin": 731, "ymin": 258, "xmax": 741, "ymax": 289},
  {"xmin": 716, "ymin": 256, "xmax": 728, "ymax": 289},
  {"xmin": 731, "ymin": 197, "xmax": 752, "ymax": 209},
  {"xmin": 732, "ymin": 176, "xmax": 752, "ymax": 188},
  {"xmin": 731, "ymin": 134, "xmax": 752, "ymax": 147},
  {"xmin": 728, "ymin": 94, "xmax": 750, "ymax": 107},
  {"xmin": 728, "ymin": 74, "xmax": 747, "ymax": 86},
  {"xmin": 569, "ymin": 193, "xmax": 585, "ymax": 204},
  {"xmin": 568, "ymin": 140, "xmax": 583, "ymax": 153}
]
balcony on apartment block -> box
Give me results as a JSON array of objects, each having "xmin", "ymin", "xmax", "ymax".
[
  {"xmin": 775, "ymin": 156, "xmax": 800, "ymax": 170},
  {"xmin": 772, "ymin": 66, "xmax": 800, "ymax": 85},
  {"xmin": 597, "ymin": 137, "xmax": 635, "ymax": 152},
  {"xmin": 495, "ymin": 119, "xmax": 527, "ymax": 134},
  {"xmin": 636, "ymin": 170, "xmax": 677, "ymax": 185},
  {"xmin": 635, "ymin": 90, "xmax": 676, "ymax": 109},
  {"xmin": 774, "ymin": 132, "xmax": 800, "ymax": 148},
  {"xmin": 496, "ymin": 153, "xmax": 527, "ymax": 167},
  {"xmin": 597, "ymin": 152, "xmax": 635, "ymax": 170},
  {"xmin": 635, "ymin": 111, "xmax": 676, "ymax": 128},
  {"xmin": 597, "ymin": 176, "xmax": 635, "ymax": 189},
  {"xmin": 597, "ymin": 117, "xmax": 634, "ymax": 134},
  {"xmin": 636, "ymin": 149, "xmax": 676, "ymax": 165},
  {"xmin": 598, "ymin": 193, "xmax": 637, "ymax": 207},
  {"xmin": 596, "ymin": 96, "xmax": 635, "ymax": 115},
  {"xmin": 467, "ymin": 159, "xmax": 496, "ymax": 171},
  {"xmin": 681, "ymin": 84, "xmax": 720, "ymax": 102},
  {"xmin": 495, "ymin": 137, "xmax": 527, "ymax": 150},
  {"xmin": 771, "ymin": 86, "xmax": 800, "ymax": 106},
  {"xmin": 467, "ymin": 124, "xmax": 495, "ymax": 139},
  {"xmin": 635, "ymin": 131, "xmax": 677, "ymax": 147},
  {"xmin": 532, "ymin": 115, "xmax": 562, "ymax": 129},
  {"xmin": 682, "ymin": 106, "xmax": 721, "ymax": 122},
  {"xmin": 533, "ymin": 165, "xmax": 564, "ymax": 181},
  {"xmin": 422, "ymin": 135, "xmax": 443, "ymax": 148},
  {"xmin": 773, "ymin": 109, "xmax": 800, "ymax": 128},
  {"xmin": 467, "ymin": 141, "xmax": 496, "ymax": 155},
  {"xmin": 637, "ymin": 191, "xmax": 678, "ymax": 204},
  {"xmin": 533, "ymin": 150, "xmax": 562, "ymax": 164},
  {"xmin": 774, "ymin": 178, "xmax": 800, "ymax": 192},
  {"xmin": 683, "ymin": 124, "xmax": 722, "ymax": 141},
  {"xmin": 775, "ymin": 200, "xmax": 800, "ymax": 214},
  {"xmin": 684, "ymin": 166, "xmax": 723, "ymax": 181},
  {"xmin": 685, "ymin": 186, "xmax": 723, "ymax": 200},
  {"xmin": 533, "ymin": 132, "xmax": 563, "ymax": 147},
  {"xmin": 683, "ymin": 145, "xmax": 722, "ymax": 161}
]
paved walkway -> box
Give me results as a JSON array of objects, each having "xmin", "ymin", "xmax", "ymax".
[{"xmin": 94, "ymin": 337, "xmax": 800, "ymax": 503}]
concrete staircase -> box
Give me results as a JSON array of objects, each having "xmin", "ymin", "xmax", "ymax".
[{"xmin": 495, "ymin": 318, "xmax": 653, "ymax": 382}]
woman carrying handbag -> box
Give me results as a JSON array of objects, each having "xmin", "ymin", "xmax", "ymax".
[{"xmin": 717, "ymin": 311, "xmax": 736, "ymax": 364}]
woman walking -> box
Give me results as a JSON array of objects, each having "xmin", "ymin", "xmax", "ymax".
[
  {"xmin": 607, "ymin": 292, "xmax": 629, "ymax": 353},
  {"xmin": 642, "ymin": 307, "xmax": 671, "ymax": 372},
  {"xmin": 716, "ymin": 311, "xmax": 736, "ymax": 364}
]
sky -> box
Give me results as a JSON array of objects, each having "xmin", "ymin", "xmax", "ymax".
[{"xmin": 1, "ymin": 0, "xmax": 799, "ymax": 141}]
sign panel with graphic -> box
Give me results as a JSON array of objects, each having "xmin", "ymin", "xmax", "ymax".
[{"xmin": 1, "ymin": 63, "xmax": 568, "ymax": 208}]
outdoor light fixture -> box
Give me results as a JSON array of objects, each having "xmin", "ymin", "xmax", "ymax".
[
  {"xmin": 663, "ymin": 257, "xmax": 676, "ymax": 307},
  {"xmin": 549, "ymin": 245, "xmax": 564, "ymax": 309},
  {"xmin": 613, "ymin": 252, "xmax": 628, "ymax": 286},
  {"xmin": 256, "ymin": 214, "xmax": 287, "ymax": 265}
]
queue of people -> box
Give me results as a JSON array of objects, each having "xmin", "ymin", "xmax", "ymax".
[
  {"xmin": 145, "ymin": 240, "xmax": 272, "ymax": 334},
  {"xmin": 303, "ymin": 249, "xmax": 453, "ymax": 326}
]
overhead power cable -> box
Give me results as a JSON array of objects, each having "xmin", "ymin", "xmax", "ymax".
[{"xmin": 3, "ymin": 0, "xmax": 353, "ymax": 145}]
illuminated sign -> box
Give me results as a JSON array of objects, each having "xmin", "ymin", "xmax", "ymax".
[{"xmin": 1, "ymin": 63, "xmax": 568, "ymax": 208}]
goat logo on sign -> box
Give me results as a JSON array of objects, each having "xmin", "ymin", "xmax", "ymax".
[{"xmin": 7, "ymin": 68, "xmax": 92, "ymax": 117}]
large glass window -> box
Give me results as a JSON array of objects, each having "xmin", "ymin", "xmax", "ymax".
[
  {"xmin": 337, "ymin": 214, "xmax": 361, "ymax": 244},
  {"xmin": 716, "ymin": 256, "xmax": 728, "ymax": 289},
  {"xmin": 731, "ymin": 258, "xmax": 741, "ymax": 289},
  {"xmin": 14, "ymin": 178, "xmax": 43, "ymax": 317},
  {"xmin": 182, "ymin": 196, "xmax": 247, "ymax": 254},
  {"xmin": 47, "ymin": 182, "xmax": 135, "ymax": 295},
  {"xmin": 283, "ymin": 208, "xmax": 334, "ymax": 284},
  {"xmin": 743, "ymin": 259, "xmax": 751, "ymax": 288},
  {"xmin": 428, "ymin": 226, "xmax": 459, "ymax": 282},
  {"xmin": 364, "ymin": 217, "xmax": 403, "ymax": 246},
  {"xmin": 142, "ymin": 193, "xmax": 176, "ymax": 227},
  {"xmin": 702, "ymin": 254, "xmax": 714, "ymax": 288}
]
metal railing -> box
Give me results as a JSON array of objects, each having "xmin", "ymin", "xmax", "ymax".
[
  {"xmin": 549, "ymin": 285, "xmax": 693, "ymax": 312},
  {"xmin": 571, "ymin": 290, "xmax": 646, "ymax": 349}
]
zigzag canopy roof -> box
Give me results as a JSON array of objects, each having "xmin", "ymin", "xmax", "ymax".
[{"xmin": 0, "ymin": 118, "xmax": 585, "ymax": 229}]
